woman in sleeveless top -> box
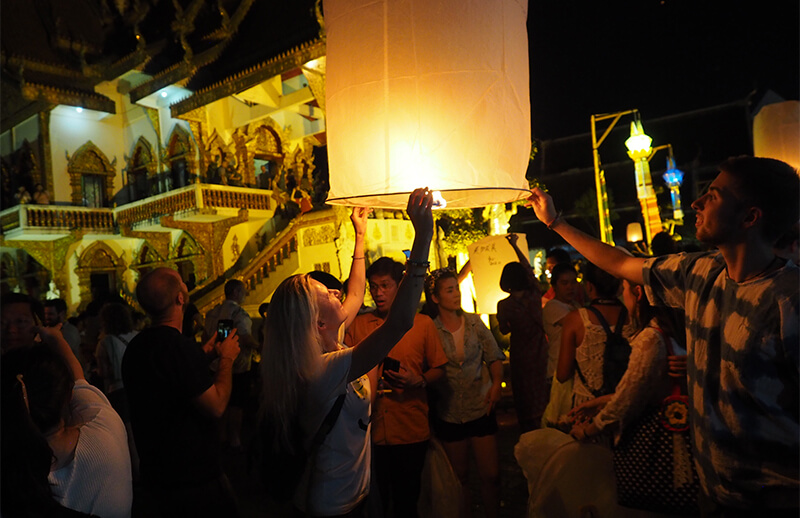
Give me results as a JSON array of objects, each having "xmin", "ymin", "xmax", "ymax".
[{"xmin": 557, "ymin": 262, "xmax": 635, "ymax": 408}]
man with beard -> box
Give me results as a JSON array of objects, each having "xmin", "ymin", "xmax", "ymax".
[{"xmin": 526, "ymin": 156, "xmax": 799, "ymax": 515}]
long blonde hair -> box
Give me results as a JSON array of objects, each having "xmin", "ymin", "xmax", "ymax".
[{"xmin": 259, "ymin": 274, "xmax": 323, "ymax": 452}]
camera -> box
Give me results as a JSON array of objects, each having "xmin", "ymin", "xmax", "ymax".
[{"xmin": 217, "ymin": 319, "xmax": 234, "ymax": 340}]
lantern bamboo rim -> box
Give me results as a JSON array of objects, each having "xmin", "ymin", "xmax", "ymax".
[{"xmin": 326, "ymin": 186, "xmax": 532, "ymax": 209}]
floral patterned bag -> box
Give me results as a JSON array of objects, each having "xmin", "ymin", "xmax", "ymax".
[{"xmin": 612, "ymin": 328, "xmax": 699, "ymax": 514}]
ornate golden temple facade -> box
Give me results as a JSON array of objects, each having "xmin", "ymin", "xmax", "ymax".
[{"xmin": 1, "ymin": 0, "xmax": 419, "ymax": 315}]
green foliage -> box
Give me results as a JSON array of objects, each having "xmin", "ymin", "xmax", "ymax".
[
  {"xmin": 435, "ymin": 208, "xmax": 488, "ymax": 256},
  {"xmin": 573, "ymin": 188, "xmax": 619, "ymax": 236}
]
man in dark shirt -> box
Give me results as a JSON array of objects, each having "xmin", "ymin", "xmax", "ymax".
[{"xmin": 122, "ymin": 267, "xmax": 240, "ymax": 516}]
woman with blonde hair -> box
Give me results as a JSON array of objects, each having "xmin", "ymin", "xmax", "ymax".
[{"xmin": 260, "ymin": 188, "xmax": 434, "ymax": 517}]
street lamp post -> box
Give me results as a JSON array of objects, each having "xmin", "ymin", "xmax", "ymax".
[
  {"xmin": 591, "ymin": 110, "xmax": 638, "ymax": 245},
  {"xmin": 625, "ymin": 120, "xmax": 663, "ymax": 247}
]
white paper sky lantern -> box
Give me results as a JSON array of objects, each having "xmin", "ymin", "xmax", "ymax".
[
  {"xmin": 325, "ymin": 0, "xmax": 531, "ymax": 209},
  {"xmin": 467, "ymin": 233, "xmax": 529, "ymax": 314},
  {"xmin": 753, "ymin": 101, "xmax": 800, "ymax": 170}
]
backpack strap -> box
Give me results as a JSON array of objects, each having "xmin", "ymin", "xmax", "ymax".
[
  {"xmin": 585, "ymin": 305, "xmax": 627, "ymax": 339},
  {"xmin": 311, "ymin": 392, "xmax": 347, "ymax": 449},
  {"xmin": 574, "ymin": 361, "xmax": 603, "ymax": 398}
]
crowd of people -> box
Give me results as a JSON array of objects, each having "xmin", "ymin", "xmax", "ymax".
[{"xmin": 1, "ymin": 156, "xmax": 798, "ymax": 518}]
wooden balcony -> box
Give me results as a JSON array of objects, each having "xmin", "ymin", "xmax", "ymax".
[
  {"xmin": 0, "ymin": 204, "xmax": 115, "ymax": 236},
  {"xmin": 1, "ymin": 184, "xmax": 275, "ymax": 236}
]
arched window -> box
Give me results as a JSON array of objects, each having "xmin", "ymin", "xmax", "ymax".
[{"xmin": 67, "ymin": 142, "xmax": 115, "ymax": 207}]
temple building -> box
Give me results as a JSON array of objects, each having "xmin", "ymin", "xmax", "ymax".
[{"xmin": 1, "ymin": 0, "xmax": 421, "ymax": 315}]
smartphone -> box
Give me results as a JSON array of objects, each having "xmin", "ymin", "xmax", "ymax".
[
  {"xmin": 217, "ymin": 319, "xmax": 234, "ymax": 341},
  {"xmin": 383, "ymin": 357, "xmax": 401, "ymax": 372}
]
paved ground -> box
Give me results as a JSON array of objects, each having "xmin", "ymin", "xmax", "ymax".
[{"xmin": 221, "ymin": 404, "xmax": 529, "ymax": 518}]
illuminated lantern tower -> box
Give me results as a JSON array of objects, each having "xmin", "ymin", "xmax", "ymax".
[
  {"xmin": 625, "ymin": 120, "xmax": 662, "ymax": 246},
  {"xmin": 662, "ymin": 156, "xmax": 684, "ymax": 222}
]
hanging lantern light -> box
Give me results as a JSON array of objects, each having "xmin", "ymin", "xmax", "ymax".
[
  {"xmin": 325, "ymin": 0, "xmax": 531, "ymax": 209},
  {"xmin": 753, "ymin": 100, "xmax": 800, "ymax": 169}
]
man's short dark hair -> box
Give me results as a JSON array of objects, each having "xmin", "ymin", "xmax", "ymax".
[
  {"xmin": 546, "ymin": 247, "xmax": 571, "ymax": 265},
  {"xmin": 366, "ymin": 257, "xmax": 405, "ymax": 283},
  {"xmin": 583, "ymin": 262, "xmax": 621, "ymax": 299},
  {"xmin": 1, "ymin": 293, "xmax": 43, "ymax": 322},
  {"xmin": 550, "ymin": 263, "xmax": 577, "ymax": 285},
  {"xmin": 224, "ymin": 279, "xmax": 246, "ymax": 300},
  {"xmin": 720, "ymin": 156, "xmax": 800, "ymax": 242},
  {"xmin": 43, "ymin": 298, "xmax": 68, "ymax": 314},
  {"xmin": 650, "ymin": 232, "xmax": 677, "ymax": 256},
  {"xmin": 774, "ymin": 222, "xmax": 799, "ymax": 251}
]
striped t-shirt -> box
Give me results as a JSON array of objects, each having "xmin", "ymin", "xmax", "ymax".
[{"xmin": 644, "ymin": 251, "xmax": 799, "ymax": 508}]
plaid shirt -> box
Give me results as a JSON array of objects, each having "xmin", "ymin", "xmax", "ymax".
[
  {"xmin": 643, "ymin": 251, "xmax": 799, "ymax": 507},
  {"xmin": 432, "ymin": 313, "xmax": 506, "ymax": 423}
]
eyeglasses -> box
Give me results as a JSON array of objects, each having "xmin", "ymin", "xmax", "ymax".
[{"xmin": 369, "ymin": 282, "xmax": 396, "ymax": 293}]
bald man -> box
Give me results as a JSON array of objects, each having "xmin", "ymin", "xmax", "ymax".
[{"xmin": 122, "ymin": 268, "xmax": 241, "ymax": 516}]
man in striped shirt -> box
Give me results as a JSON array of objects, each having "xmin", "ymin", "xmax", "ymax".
[{"xmin": 527, "ymin": 156, "xmax": 799, "ymax": 515}]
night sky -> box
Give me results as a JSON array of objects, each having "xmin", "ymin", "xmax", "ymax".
[{"xmin": 527, "ymin": 0, "xmax": 800, "ymax": 139}]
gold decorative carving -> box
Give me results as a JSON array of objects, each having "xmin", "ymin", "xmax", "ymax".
[
  {"xmin": 145, "ymin": 108, "xmax": 162, "ymax": 155},
  {"xmin": 170, "ymin": 37, "xmax": 326, "ymax": 117},
  {"xmin": 21, "ymin": 82, "xmax": 116, "ymax": 114},
  {"xmin": 301, "ymin": 55, "xmax": 326, "ymax": 112},
  {"xmin": 1, "ymin": 233, "xmax": 78, "ymax": 300},
  {"xmin": 25, "ymin": 206, "xmax": 114, "ymax": 230},
  {"xmin": 164, "ymin": 124, "xmax": 197, "ymax": 179},
  {"xmin": 302, "ymin": 224, "xmax": 335, "ymax": 247},
  {"xmin": 231, "ymin": 234, "xmax": 241, "ymax": 261},
  {"xmin": 171, "ymin": 231, "xmax": 207, "ymax": 282},
  {"xmin": 201, "ymin": 186, "xmax": 271, "ymax": 211},
  {"xmin": 39, "ymin": 111, "xmax": 54, "ymax": 196},
  {"xmin": 115, "ymin": 189, "xmax": 197, "ymax": 227},
  {"xmin": 1, "ymin": 208, "xmax": 21, "ymax": 233},
  {"xmin": 66, "ymin": 141, "xmax": 116, "ymax": 206},
  {"xmin": 130, "ymin": 136, "xmax": 158, "ymax": 176},
  {"xmin": 75, "ymin": 241, "xmax": 126, "ymax": 309},
  {"xmin": 253, "ymin": 124, "xmax": 283, "ymax": 156},
  {"xmin": 132, "ymin": 243, "xmax": 164, "ymax": 267},
  {"xmin": 161, "ymin": 209, "xmax": 248, "ymax": 279},
  {"xmin": 120, "ymin": 228, "xmax": 171, "ymax": 261},
  {"xmin": 188, "ymin": 119, "xmax": 207, "ymax": 181}
]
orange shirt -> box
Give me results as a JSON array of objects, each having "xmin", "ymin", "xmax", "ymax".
[{"xmin": 345, "ymin": 312, "xmax": 447, "ymax": 445}]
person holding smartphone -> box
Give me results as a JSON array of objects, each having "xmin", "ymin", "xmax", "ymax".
[
  {"xmin": 344, "ymin": 254, "xmax": 448, "ymax": 517},
  {"xmin": 203, "ymin": 280, "xmax": 259, "ymax": 451},
  {"xmin": 122, "ymin": 268, "xmax": 241, "ymax": 517}
]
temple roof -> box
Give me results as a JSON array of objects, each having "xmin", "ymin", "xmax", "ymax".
[{"xmin": 1, "ymin": 0, "xmax": 322, "ymax": 130}]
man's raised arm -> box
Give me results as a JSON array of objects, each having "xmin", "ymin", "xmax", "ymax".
[{"xmin": 526, "ymin": 188, "xmax": 645, "ymax": 285}]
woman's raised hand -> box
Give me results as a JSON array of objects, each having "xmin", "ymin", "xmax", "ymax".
[
  {"xmin": 351, "ymin": 206, "xmax": 370, "ymax": 237},
  {"xmin": 407, "ymin": 188, "xmax": 434, "ymax": 237}
]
